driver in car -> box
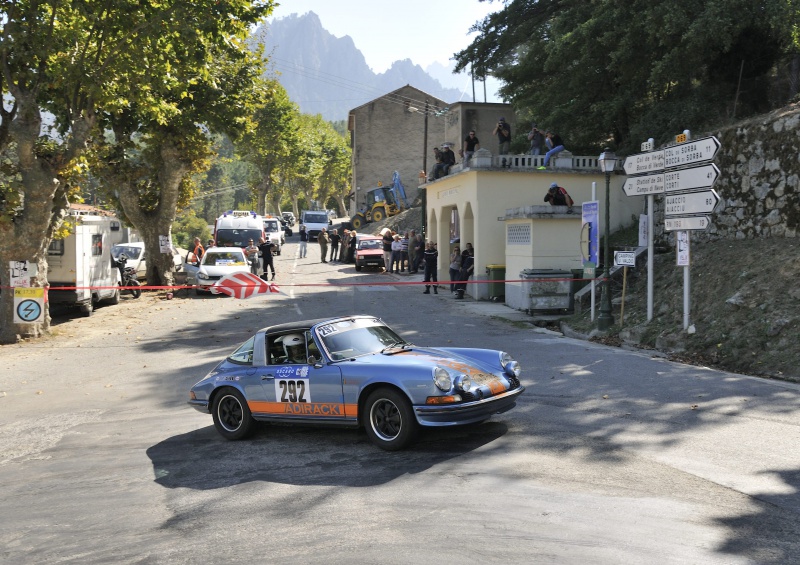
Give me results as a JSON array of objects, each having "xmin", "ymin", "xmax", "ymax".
[{"xmin": 277, "ymin": 334, "xmax": 307, "ymax": 364}]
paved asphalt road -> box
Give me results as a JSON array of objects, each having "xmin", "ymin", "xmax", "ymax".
[{"xmin": 1, "ymin": 237, "xmax": 799, "ymax": 564}]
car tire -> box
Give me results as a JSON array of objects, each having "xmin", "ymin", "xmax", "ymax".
[
  {"xmin": 355, "ymin": 264, "xmax": 362, "ymax": 272},
  {"xmin": 364, "ymin": 388, "xmax": 418, "ymax": 451},
  {"xmin": 107, "ymin": 288, "xmax": 121, "ymax": 305},
  {"xmin": 195, "ymin": 288, "xmax": 207, "ymax": 296},
  {"xmin": 211, "ymin": 388, "xmax": 255, "ymax": 440}
]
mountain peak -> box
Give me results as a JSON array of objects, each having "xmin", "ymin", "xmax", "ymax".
[{"xmin": 255, "ymin": 13, "xmax": 461, "ymax": 121}]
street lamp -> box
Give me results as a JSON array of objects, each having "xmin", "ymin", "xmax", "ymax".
[{"xmin": 597, "ymin": 148, "xmax": 618, "ymax": 331}]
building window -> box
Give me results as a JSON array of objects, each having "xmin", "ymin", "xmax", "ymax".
[
  {"xmin": 48, "ymin": 240, "xmax": 65, "ymax": 256},
  {"xmin": 507, "ymin": 225, "xmax": 531, "ymax": 245}
]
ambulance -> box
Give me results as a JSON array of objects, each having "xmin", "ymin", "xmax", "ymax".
[{"xmin": 213, "ymin": 210, "xmax": 265, "ymax": 248}]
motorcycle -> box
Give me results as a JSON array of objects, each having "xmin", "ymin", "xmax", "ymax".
[{"xmin": 113, "ymin": 254, "xmax": 142, "ymax": 299}]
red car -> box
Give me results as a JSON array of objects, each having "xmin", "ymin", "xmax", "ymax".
[{"xmin": 355, "ymin": 236, "xmax": 385, "ymax": 271}]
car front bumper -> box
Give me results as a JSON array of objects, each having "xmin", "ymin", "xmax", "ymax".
[{"xmin": 413, "ymin": 386, "xmax": 525, "ymax": 426}]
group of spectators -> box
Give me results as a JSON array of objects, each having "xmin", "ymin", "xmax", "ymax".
[
  {"xmin": 305, "ymin": 226, "xmax": 359, "ymax": 264},
  {"xmin": 381, "ymin": 228, "xmax": 424, "ymax": 274}
]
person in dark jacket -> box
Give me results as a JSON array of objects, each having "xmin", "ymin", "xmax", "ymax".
[
  {"xmin": 455, "ymin": 249, "xmax": 474, "ymax": 299},
  {"xmin": 422, "ymin": 241, "xmax": 439, "ymax": 294},
  {"xmin": 329, "ymin": 229, "xmax": 341, "ymax": 261},
  {"xmin": 258, "ymin": 237, "xmax": 276, "ymax": 280}
]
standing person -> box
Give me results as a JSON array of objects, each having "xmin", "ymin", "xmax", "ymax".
[
  {"xmin": 492, "ymin": 117, "xmax": 512, "ymax": 155},
  {"xmin": 539, "ymin": 131, "xmax": 566, "ymax": 169},
  {"xmin": 407, "ymin": 230, "xmax": 417, "ymax": 273},
  {"xmin": 412, "ymin": 233, "xmax": 424, "ymax": 273},
  {"xmin": 448, "ymin": 245, "xmax": 462, "ymax": 293},
  {"xmin": 298, "ymin": 225, "xmax": 308, "ymax": 258},
  {"xmin": 347, "ymin": 230, "xmax": 358, "ymax": 264},
  {"xmin": 462, "ymin": 130, "xmax": 480, "ymax": 164},
  {"xmin": 381, "ymin": 228, "xmax": 393, "ymax": 272},
  {"xmin": 245, "ymin": 238, "xmax": 260, "ymax": 275},
  {"xmin": 527, "ymin": 123, "xmax": 545, "ymax": 156},
  {"xmin": 341, "ymin": 229, "xmax": 352, "ymax": 262},
  {"xmin": 400, "ymin": 232, "xmax": 410, "ymax": 272},
  {"xmin": 206, "ymin": 238, "xmax": 215, "ymax": 249},
  {"xmin": 191, "ymin": 237, "xmax": 205, "ymax": 266},
  {"xmin": 391, "ymin": 234, "xmax": 402, "ymax": 273},
  {"xmin": 422, "ymin": 241, "xmax": 439, "ymax": 294},
  {"xmin": 258, "ymin": 237, "xmax": 276, "ymax": 280},
  {"xmin": 318, "ymin": 228, "xmax": 329, "ymax": 263},
  {"xmin": 329, "ymin": 229, "xmax": 341, "ymax": 261},
  {"xmin": 455, "ymin": 248, "xmax": 474, "ymax": 299}
]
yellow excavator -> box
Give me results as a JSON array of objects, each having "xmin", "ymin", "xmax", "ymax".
[{"xmin": 350, "ymin": 171, "xmax": 409, "ymax": 230}]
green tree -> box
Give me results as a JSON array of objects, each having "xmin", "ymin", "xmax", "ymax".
[
  {"xmin": 0, "ymin": 2, "xmax": 274, "ymax": 342},
  {"xmin": 237, "ymin": 80, "xmax": 300, "ymax": 217},
  {"xmin": 455, "ymin": 0, "xmax": 799, "ymax": 152}
]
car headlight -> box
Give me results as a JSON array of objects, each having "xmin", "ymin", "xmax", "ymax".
[
  {"xmin": 500, "ymin": 352, "xmax": 521, "ymax": 378},
  {"xmin": 197, "ymin": 272, "xmax": 210, "ymax": 280},
  {"xmin": 433, "ymin": 367, "xmax": 452, "ymax": 392},
  {"xmin": 454, "ymin": 374, "xmax": 471, "ymax": 392}
]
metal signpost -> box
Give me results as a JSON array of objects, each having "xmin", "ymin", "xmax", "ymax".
[{"xmin": 622, "ymin": 132, "xmax": 722, "ymax": 330}]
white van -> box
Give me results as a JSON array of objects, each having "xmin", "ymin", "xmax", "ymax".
[
  {"xmin": 214, "ymin": 210, "xmax": 265, "ymax": 248},
  {"xmin": 301, "ymin": 210, "xmax": 331, "ymax": 238},
  {"xmin": 47, "ymin": 213, "xmax": 126, "ymax": 316},
  {"xmin": 262, "ymin": 216, "xmax": 284, "ymax": 255}
]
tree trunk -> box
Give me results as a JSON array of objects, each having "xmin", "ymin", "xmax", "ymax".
[
  {"xmin": 0, "ymin": 93, "xmax": 92, "ymax": 343},
  {"xmin": 115, "ymin": 141, "xmax": 189, "ymax": 288}
]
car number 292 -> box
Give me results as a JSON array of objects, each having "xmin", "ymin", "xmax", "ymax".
[{"xmin": 275, "ymin": 379, "xmax": 311, "ymax": 403}]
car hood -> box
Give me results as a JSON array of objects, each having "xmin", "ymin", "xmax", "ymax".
[
  {"xmin": 344, "ymin": 346, "xmax": 499, "ymax": 376},
  {"xmin": 200, "ymin": 264, "xmax": 248, "ymax": 276}
]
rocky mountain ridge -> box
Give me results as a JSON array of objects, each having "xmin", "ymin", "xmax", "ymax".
[{"xmin": 253, "ymin": 12, "xmax": 464, "ymax": 121}]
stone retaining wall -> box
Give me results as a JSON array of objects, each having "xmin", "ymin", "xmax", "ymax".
[{"xmin": 654, "ymin": 104, "xmax": 800, "ymax": 242}]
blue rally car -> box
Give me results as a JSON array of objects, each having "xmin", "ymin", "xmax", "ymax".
[{"xmin": 188, "ymin": 315, "xmax": 525, "ymax": 450}]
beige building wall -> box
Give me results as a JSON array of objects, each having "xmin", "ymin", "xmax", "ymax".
[
  {"xmin": 425, "ymin": 168, "xmax": 641, "ymax": 299},
  {"xmin": 348, "ymin": 86, "xmax": 447, "ymax": 215}
]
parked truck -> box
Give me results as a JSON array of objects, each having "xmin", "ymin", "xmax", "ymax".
[
  {"xmin": 350, "ymin": 171, "xmax": 410, "ymax": 230},
  {"xmin": 46, "ymin": 212, "xmax": 126, "ymax": 316}
]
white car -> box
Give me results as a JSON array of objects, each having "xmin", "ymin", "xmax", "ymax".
[
  {"xmin": 184, "ymin": 247, "xmax": 250, "ymax": 295},
  {"xmin": 263, "ymin": 217, "xmax": 285, "ymax": 254},
  {"xmin": 111, "ymin": 241, "xmax": 182, "ymax": 279}
]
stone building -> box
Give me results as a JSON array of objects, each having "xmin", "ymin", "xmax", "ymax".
[
  {"xmin": 348, "ymin": 85, "xmax": 446, "ymax": 215},
  {"xmin": 347, "ymin": 86, "xmax": 516, "ymax": 216}
]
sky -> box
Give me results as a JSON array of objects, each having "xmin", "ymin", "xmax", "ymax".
[{"xmin": 268, "ymin": 0, "xmax": 500, "ymax": 74}]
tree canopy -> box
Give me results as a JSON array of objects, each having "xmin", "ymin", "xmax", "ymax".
[{"xmin": 456, "ymin": 0, "xmax": 800, "ymax": 152}]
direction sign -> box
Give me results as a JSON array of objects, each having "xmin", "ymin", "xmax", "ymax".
[
  {"xmin": 614, "ymin": 251, "xmax": 636, "ymax": 267},
  {"xmin": 663, "ymin": 163, "xmax": 720, "ymax": 192},
  {"xmin": 664, "ymin": 216, "xmax": 710, "ymax": 231},
  {"xmin": 664, "ymin": 190, "xmax": 720, "ymax": 216},
  {"xmin": 623, "ymin": 172, "xmax": 664, "ymax": 196},
  {"xmin": 663, "ymin": 136, "xmax": 720, "ymax": 168},
  {"xmin": 623, "ymin": 149, "xmax": 665, "ymax": 175}
]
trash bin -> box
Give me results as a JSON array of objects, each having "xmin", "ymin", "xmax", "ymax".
[{"xmin": 486, "ymin": 264, "xmax": 506, "ymax": 301}]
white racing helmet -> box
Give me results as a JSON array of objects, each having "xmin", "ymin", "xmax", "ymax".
[{"xmin": 278, "ymin": 333, "xmax": 305, "ymax": 362}]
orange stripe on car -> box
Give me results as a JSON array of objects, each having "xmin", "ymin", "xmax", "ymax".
[{"xmin": 249, "ymin": 401, "xmax": 357, "ymax": 417}]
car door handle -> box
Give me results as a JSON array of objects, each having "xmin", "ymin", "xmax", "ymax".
[{"xmin": 261, "ymin": 374, "xmax": 274, "ymax": 380}]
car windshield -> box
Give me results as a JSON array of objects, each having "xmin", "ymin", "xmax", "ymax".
[
  {"xmin": 358, "ymin": 239, "xmax": 381, "ymax": 250},
  {"xmin": 264, "ymin": 220, "xmax": 279, "ymax": 232},
  {"xmin": 111, "ymin": 245, "xmax": 142, "ymax": 260},
  {"xmin": 215, "ymin": 229, "xmax": 262, "ymax": 247},
  {"xmin": 203, "ymin": 251, "xmax": 246, "ymax": 266},
  {"xmin": 304, "ymin": 213, "xmax": 328, "ymax": 224},
  {"xmin": 316, "ymin": 318, "xmax": 407, "ymax": 360}
]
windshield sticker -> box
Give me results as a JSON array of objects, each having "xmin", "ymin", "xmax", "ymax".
[
  {"xmin": 317, "ymin": 324, "xmax": 338, "ymax": 337},
  {"xmin": 274, "ymin": 378, "xmax": 311, "ymax": 403}
]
